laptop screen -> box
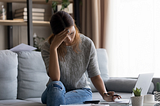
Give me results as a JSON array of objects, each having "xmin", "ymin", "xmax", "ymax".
[{"xmin": 133, "ymin": 73, "xmax": 154, "ymax": 96}]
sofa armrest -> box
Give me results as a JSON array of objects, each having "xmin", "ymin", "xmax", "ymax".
[{"xmin": 104, "ymin": 77, "xmax": 154, "ymax": 94}]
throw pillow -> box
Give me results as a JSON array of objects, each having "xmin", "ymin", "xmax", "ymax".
[
  {"xmin": 0, "ymin": 50, "xmax": 18, "ymax": 100},
  {"xmin": 17, "ymin": 51, "xmax": 49, "ymax": 99}
]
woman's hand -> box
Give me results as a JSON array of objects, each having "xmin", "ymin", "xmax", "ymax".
[
  {"xmin": 103, "ymin": 91, "xmax": 121, "ymax": 102},
  {"xmin": 50, "ymin": 29, "xmax": 69, "ymax": 50}
]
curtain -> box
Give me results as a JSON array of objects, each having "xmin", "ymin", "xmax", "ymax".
[
  {"xmin": 80, "ymin": 0, "xmax": 109, "ymax": 49},
  {"xmin": 80, "ymin": 0, "xmax": 160, "ymax": 77}
]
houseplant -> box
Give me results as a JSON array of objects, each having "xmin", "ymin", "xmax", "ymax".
[
  {"xmin": 131, "ymin": 87, "xmax": 143, "ymax": 106},
  {"xmin": 154, "ymin": 82, "xmax": 160, "ymax": 101},
  {"xmin": 46, "ymin": 0, "xmax": 70, "ymax": 13},
  {"xmin": 33, "ymin": 33, "xmax": 45, "ymax": 51}
]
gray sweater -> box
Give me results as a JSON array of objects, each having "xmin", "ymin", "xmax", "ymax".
[{"xmin": 41, "ymin": 34, "xmax": 100, "ymax": 91}]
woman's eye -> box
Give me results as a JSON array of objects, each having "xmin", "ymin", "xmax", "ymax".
[{"xmin": 70, "ymin": 33, "xmax": 73, "ymax": 35}]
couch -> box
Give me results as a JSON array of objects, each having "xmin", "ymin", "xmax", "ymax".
[{"xmin": 0, "ymin": 49, "xmax": 158, "ymax": 106}]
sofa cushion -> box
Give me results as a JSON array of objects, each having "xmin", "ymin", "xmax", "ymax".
[
  {"xmin": 88, "ymin": 49, "xmax": 109, "ymax": 92},
  {"xmin": 0, "ymin": 99, "xmax": 45, "ymax": 106},
  {"xmin": 0, "ymin": 50, "xmax": 18, "ymax": 100},
  {"xmin": 105, "ymin": 78, "xmax": 137, "ymax": 93},
  {"xmin": 97, "ymin": 49, "xmax": 109, "ymax": 81},
  {"xmin": 17, "ymin": 51, "xmax": 49, "ymax": 99},
  {"xmin": 105, "ymin": 78, "xmax": 154, "ymax": 94}
]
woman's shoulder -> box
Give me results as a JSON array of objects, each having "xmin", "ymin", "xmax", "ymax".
[
  {"xmin": 79, "ymin": 33, "xmax": 93, "ymax": 43},
  {"xmin": 79, "ymin": 33, "xmax": 95, "ymax": 49}
]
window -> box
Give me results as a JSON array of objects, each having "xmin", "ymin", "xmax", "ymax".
[{"xmin": 106, "ymin": 0, "xmax": 160, "ymax": 77}]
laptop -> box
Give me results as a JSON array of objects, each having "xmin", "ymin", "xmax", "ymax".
[
  {"xmin": 133, "ymin": 73, "xmax": 154, "ymax": 96},
  {"xmin": 100, "ymin": 73, "xmax": 154, "ymax": 104}
]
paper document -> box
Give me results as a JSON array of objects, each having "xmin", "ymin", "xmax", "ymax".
[
  {"xmin": 100, "ymin": 99, "xmax": 130, "ymax": 104},
  {"xmin": 60, "ymin": 104, "xmax": 109, "ymax": 106},
  {"xmin": 10, "ymin": 43, "xmax": 37, "ymax": 52}
]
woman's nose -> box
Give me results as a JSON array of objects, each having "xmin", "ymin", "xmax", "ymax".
[{"xmin": 66, "ymin": 36, "xmax": 71, "ymax": 41}]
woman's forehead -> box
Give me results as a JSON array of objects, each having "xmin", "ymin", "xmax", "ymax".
[{"xmin": 67, "ymin": 26, "xmax": 75, "ymax": 32}]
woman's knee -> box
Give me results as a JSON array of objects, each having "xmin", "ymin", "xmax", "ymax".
[
  {"xmin": 47, "ymin": 81, "xmax": 65, "ymax": 91},
  {"xmin": 46, "ymin": 81, "xmax": 66, "ymax": 105},
  {"xmin": 42, "ymin": 81, "xmax": 66, "ymax": 105}
]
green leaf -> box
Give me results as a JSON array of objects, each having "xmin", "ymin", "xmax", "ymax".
[
  {"xmin": 52, "ymin": 1, "xmax": 57, "ymax": 11},
  {"xmin": 80, "ymin": 0, "xmax": 82, "ymax": 5},
  {"xmin": 61, "ymin": 0, "xmax": 70, "ymax": 10},
  {"xmin": 157, "ymin": 82, "xmax": 160, "ymax": 92},
  {"xmin": 46, "ymin": 0, "xmax": 49, "ymax": 3},
  {"xmin": 133, "ymin": 87, "xmax": 142, "ymax": 96},
  {"xmin": 62, "ymin": 0, "xmax": 69, "ymax": 2}
]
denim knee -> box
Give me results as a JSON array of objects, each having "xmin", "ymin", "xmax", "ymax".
[
  {"xmin": 41, "ymin": 81, "xmax": 66, "ymax": 105},
  {"xmin": 47, "ymin": 81, "xmax": 65, "ymax": 91},
  {"xmin": 46, "ymin": 81, "xmax": 66, "ymax": 106}
]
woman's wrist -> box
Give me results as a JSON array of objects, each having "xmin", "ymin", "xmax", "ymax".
[
  {"xmin": 50, "ymin": 46, "xmax": 57, "ymax": 53},
  {"xmin": 102, "ymin": 92, "xmax": 110, "ymax": 98}
]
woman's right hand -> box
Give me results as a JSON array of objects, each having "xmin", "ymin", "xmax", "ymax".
[
  {"xmin": 50, "ymin": 29, "xmax": 69, "ymax": 50},
  {"xmin": 103, "ymin": 91, "xmax": 121, "ymax": 102}
]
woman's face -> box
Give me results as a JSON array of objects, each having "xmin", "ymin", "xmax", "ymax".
[{"xmin": 64, "ymin": 26, "xmax": 76, "ymax": 46}]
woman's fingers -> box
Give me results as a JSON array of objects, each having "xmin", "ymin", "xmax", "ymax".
[
  {"xmin": 54, "ymin": 29, "xmax": 68, "ymax": 41},
  {"xmin": 50, "ymin": 29, "xmax": 70, "ymax": 49},
  {"xmin": 103, "ymin": 91, "xmax": 122, "ymax": 102},
  {"xmin": 112, "ymin": 94, "xmax": 122, "ymax": 101},
  {"xmin": 107, "ymin": 91, "xmax": 115, "ymax": 96},
  {"xmin": 107, "ymin": 91, "xmax": 122, "ymax": 101},
  {"xmin": 57, "ymin": 29, "xmax": 69, "ymax": 37}
]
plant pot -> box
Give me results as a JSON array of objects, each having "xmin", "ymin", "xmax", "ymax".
[
  {"xmin": 131, "ymin": 96, "xmax": 143, "ymax": 106},
  {"xmin": 154, "ymin": 91, "xmax": 160, "ymax": 101}
]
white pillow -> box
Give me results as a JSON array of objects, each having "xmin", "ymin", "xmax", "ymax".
[
  {"xmin": 17, "ymin": 51, "xmax": 49, "ymax": 99},
  {"xmin": 0, "ymin": 50, "xmax": 18, "ymax": 100}
]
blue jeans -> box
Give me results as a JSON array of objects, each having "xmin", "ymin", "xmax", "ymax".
[{"xmin": 41, "ymin": 81, "xmax": 92, "ymax": 106}]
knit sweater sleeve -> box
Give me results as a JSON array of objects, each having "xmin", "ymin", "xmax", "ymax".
[
  {"xmin": 41, "ymin": 41, "xmax": 50, "ymax": 75},
  {"xmin": 86, "ymin": 38, "xmax": 101, "ymax": 78}
]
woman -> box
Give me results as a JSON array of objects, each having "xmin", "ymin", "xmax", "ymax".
[{"xmin": 41, "ymin": 11, "xmax": 121, "ymax": 106}]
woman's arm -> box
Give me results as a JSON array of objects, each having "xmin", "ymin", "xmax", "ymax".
[
  {"xmin": 48, "ymin": 29, "xmax": 69, "ymax": 81},
  {"xmin": 91, "ymin": 75, "xmax": 106, "ymax": 96},
  {"xmin": 48, "ymin": 49, "xmax": 60, "ymax": 81},
  {"xmin": 91, "ymin": 75, "xmax": 121, "ymax": 101}
]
